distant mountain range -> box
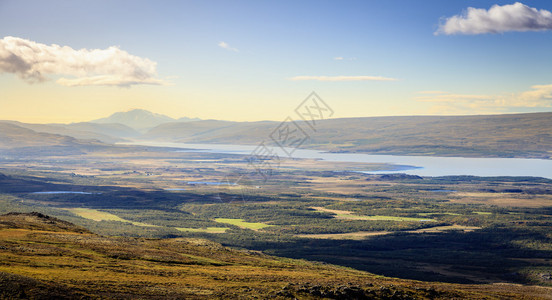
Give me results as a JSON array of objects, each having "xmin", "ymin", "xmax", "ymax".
[
  {"xmin": 90, "ymin": 109, "xmax": 200, "ymax": 132},
  {"xmin": 0, "ymin": 109, "xmax": 199, "ymax": 146},
  {"xmin": 141, "ymin": 112, "xmax": 552, "ymax": 159},
  {"xmin": 1, "ymin": 110, "xmax": 551, "ymax": 159}
]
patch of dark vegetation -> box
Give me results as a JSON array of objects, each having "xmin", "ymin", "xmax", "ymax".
[
  {"xmin": 275, "ymin": 282, "xmax": 453, "ymax": 299},
  {"xmin": 431, "ymin": 175, "xmax": 552, "ymax": 184},
  {"xmin": 370, "ymin": 174, "xmax": 424, "ymax": 181},
  {"xmin": 0, "ymin": 271, "xmax": 88, "ymax": 299},
  {"xmin": 0, "ymin": 212, "xmax": 90, "ymax": 233}
]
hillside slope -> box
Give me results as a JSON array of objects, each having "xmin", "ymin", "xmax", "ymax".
[
  {"xmin": 143, "ymin": 112, "xmax": 552, "ymax": 158},
  {"xmin": 1, "ymin": 212, "xmax": 550, "ymax": 299},
  {"xmin": 0, "ymin": 122, "xmax": 109, "ymax": 158},
  {"xmin": 1, "ymin": 121, "xmax": 139, "ymax": 144},
  {"xmin": 0, "ymin": 123, "xmax": 83, "ymax": 148}
]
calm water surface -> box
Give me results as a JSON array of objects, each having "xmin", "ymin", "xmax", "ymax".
[
  {"xmin": 31, "ymin": 191, "xmax": 100, "ymax": 195},
  {"xmin": 123, "ymin": 141, "xmax": 552, "ymax": 179}
]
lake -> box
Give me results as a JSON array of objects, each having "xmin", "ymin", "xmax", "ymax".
[
  {"xmin": 187, "ymin": 181, "xmax": 236, "ymax": 185},
  {"xmin": 123, "ymin": 141, "xmax": 552, "ymax": 179},
  {"xmin": 31, "ymin": 191, "xmax": 101, "ymax": 195}
]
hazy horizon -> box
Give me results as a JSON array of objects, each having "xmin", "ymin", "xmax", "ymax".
[{"xmin": 3, "ymin": 108, "xmax": 552, "ymax": 125}]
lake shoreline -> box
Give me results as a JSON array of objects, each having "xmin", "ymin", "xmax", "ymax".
[{"xmin": 119, "ymin": 141, "xmax": 552, "ymax": 179}]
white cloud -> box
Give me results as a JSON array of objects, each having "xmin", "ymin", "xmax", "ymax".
[
  {"xmin": 416, "ymin": 93, "xmax": 493, "ymax": 103},
  {"xmin": 56, "ymin": 75, "xmax": 166, "ymax": 87},
  {"xmin": 218, "ymin": 41, "xmax": 238, "ymax": 52},
  {"xmin": 289, "ymin": 75, "xmax": 397, "ymax": 82},
  {"xmin": 333, "ymin": 56, "xmax": 356, "ymax": 61},
  {"xmin": 416, "ymin": 84, "xmax": 552, "ymax": 114},
  {"xmin": 0, "ymin": 36, "xmax": 166, "ymax": 87},
  {"xmin": 519, "ymin": 84, "xmax": 552, "ymax": 101},
  {"xmin": 436, "ymin": 2, "xmax": 552, "ymax": 35}
]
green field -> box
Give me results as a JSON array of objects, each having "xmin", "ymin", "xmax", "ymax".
[
  {"xmin": 332, "ymin": 214, "xmax": 435, "ymax": 221},
  {"xmin": 214, "ymin": 218, "xmax": 272, "ymax": 230},
  {"xmin": 312, "ymin": 207, "xmax": 435, "ymax": 222},
  {"xmin": 360, "ymin": 215, "xmax": 435, "ymax": 221},
  {"xmin": 66, "ymin": 208, "xmax": 159, "ymax": 227},
  {"xmin": 418, "ymin": 212, "xmax": 461, "ymax": 216},
  {"xmin": 176, "ymin": 227, "xmax": 229, "ymax": 233}
]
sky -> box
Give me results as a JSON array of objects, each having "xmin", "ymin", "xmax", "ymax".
[{"xmin": 1, "ymin": 0, "xmax": 552, "ymax": 123}]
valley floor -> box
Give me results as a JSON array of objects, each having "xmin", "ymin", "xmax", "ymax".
[{"xmin": 0, "ymin": 144, "xmax": 551, "ymax": 298}]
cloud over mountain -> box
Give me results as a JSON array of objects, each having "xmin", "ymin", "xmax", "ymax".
[
  {"xmin": 0, "ymin": 36, "xmax": 166, "ymax": 87},
  {"xmin": 436, "ymin": 2, "xmax": 552, "ymax": 35}
]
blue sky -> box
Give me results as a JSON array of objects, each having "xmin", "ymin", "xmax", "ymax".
[{"xmin": 1, "ymin": 0, "xmax": 552, "ymax": 122}]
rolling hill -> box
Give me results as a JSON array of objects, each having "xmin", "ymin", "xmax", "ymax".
[
  {"xmin": 0, "ymin": 122, "xmax": 108, "ymax": 157},
  {"xmin": 1, "ymin": 121, "xmax": 140, "ymax": 144},
  {"xmin": 142, "ymin": 112, "xmax": 552, "ymax": 159},
  {"xmin": 0, "ymin": 122, "xmax": 82, "ymax": 148},
  {"xmin": 1, "ymin": 212, "xmax": 549, "ymax": 299},
  {"xmin": 2, "ymin": 111, "xmax": 551, "ymax": 158}
]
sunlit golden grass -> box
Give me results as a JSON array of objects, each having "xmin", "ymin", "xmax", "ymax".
[
  {"xmin": 175, "ymin": 227, "xmax": 229, "ymax": 233},
  {"xmin": 311, "ymin": 206, "xmax": 435, "ymax": 221},
  {"xmin": 0, "ymin": 228, "xmax": 380, "ymax": 297},
  {"xmin": 65, "ymin": 208, "xmax": 158, "ymax": 227},
  {"xmin": 297, "ymin": 225, "xmax": 481, "ymax": 240},
  {"xmin": 1, "ymin": 214, "xmax": 550, "ymax": 299},
  {"xmin": 297, "ymin": 231, "xmax": 392, "ymax": 240},
  {"xmin": 214, "ymin": 218, "xmax": 271, "ymax": 230}
]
